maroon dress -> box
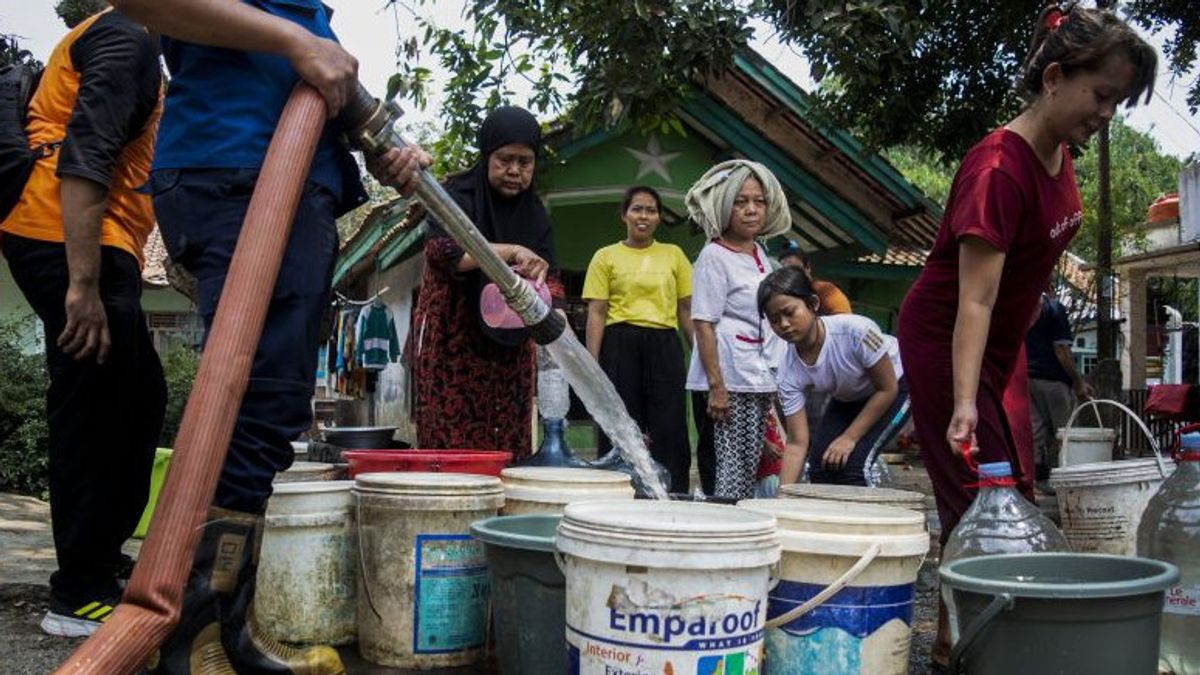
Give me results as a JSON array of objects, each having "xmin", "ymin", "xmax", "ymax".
[
  {"xmin": 897, "ymin": 129, "xmax": 1082, "ymax": 542},
  {"xmin": 408, "ymin": 235, "xmax": 563, "ymax": 456}
]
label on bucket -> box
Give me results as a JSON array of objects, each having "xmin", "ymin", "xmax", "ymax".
[
  {"xmin": 412, "ymin": 534, "xmax": 488, "ymax": 654},
  {"xmin": 1164, "ymin": 584, "xmax": 1200, "ymax": 616},
  {"xmin": 766, "ymin": 580, "xmax": 914, "ymax": 675},
  {"xmin": 566, "ymin": 581, "xmax": 765, "ymax": 674}
]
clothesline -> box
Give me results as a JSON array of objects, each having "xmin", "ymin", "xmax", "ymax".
[{"xmin": 333, "ymin": 286, "xmax": 391, "ymax": 307}]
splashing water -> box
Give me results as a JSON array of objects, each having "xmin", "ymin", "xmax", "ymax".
[{"xmin": 543, "ymin": 330, "xmax": 670, "ymax": 500}]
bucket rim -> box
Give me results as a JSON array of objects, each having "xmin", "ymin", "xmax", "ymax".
[
  {"xmin": 471, "ymin": 514, "xmax": 561, "ymax": 553},
  {"xmin": 353, "ymin": 471, "xmax": 504, "ymax": 497},
  {"xmin": 271, "ymin": 479, "xmax": 354, "ymax": 495},
  {"xmin": 738, "ymin": 497, "xmax": 925, "ymax": 527},
  {"xmin": 776, "ymin": 529, "xmax": 929, "ymax": 558},
  {"xmin": 1055, "ymin": 427, "xmax": 1117, "ymax": 440},
  {"xmin": 939, "ymin": 553, "xmax": 1180, "ymax": 599},
  {"xmin": 561, "ymin": 499, "xmax": 776, "ymax": 535},
  {"xmin": 500, "ymin": 466, "xmax": 633, "ymax": 485},
  {"xmin": 1048, "ymin": 458, "xmax": 1174, "ymax": 485},
  {"xmin": 285, "ymin": 461, "xmax": 335, "ymax": 471},
  {"xmin": 776, "ymin": 483, "xmax": 925, "ymax": 505}
]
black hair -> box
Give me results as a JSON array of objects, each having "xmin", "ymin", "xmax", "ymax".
[
  {"xmin": 757, "ymin": 266, "xmax": 819, "ymax": 317},
  {"xmin": 1019, "ymin": 4, "xmax": 1157, "ymax": 107},
  {"xmin": 619, "ymin": 185, "xmax": 663, "ymax": 217}
]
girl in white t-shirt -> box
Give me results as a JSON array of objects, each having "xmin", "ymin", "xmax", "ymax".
[{"xmin": 758, "ymin": 267, "xmax": 910, "ymax": 486}]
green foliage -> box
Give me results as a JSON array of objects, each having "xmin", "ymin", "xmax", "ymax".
[
  {"xmin": 1127, "ymin": 0, "xmax": 1200, "ymax": 112},
  {"xmin": 1072, "ymin": 116, "xmax": 1184, "ymax": 260},
  {"xmin": 388, "ymin": 0, "xmax": 752, "ymax": 154},
  {"xmin": 158, "ymin": 345, "xmax": 200, "ymax": 449},
  {"xmin": 883, "ymin": 145, "xmax": 954, "ymax": 206},
  {"xmin": 54, "ymin": 0, "xmax": 107, "ymax": 28},
  {"xmin": 0, "ymin": 34, "xmax": 40, "ymax": 69},
  {"xmin": 0, "ymin": 318, "xmax": 50, "ymax": 499}
]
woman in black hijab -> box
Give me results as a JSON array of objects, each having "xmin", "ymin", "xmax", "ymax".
[{"xmin": 408, "ymin": 106, "xmax": 562, "ymax": 455}]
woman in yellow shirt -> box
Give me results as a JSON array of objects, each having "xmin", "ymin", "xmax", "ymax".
[{"xmin": 583, "ymin": 186, "xmax": 694, "ymax": 493}]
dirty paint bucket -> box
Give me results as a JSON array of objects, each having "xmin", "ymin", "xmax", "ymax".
[
  {"xmin": 353, "ymin": 472, "xmax": 504, "ymax": 669},
  {"xmin": 1056, "ymin": 426, "xmax": 1116, "ymax": 466},
  {"xmin": 556, "ymin": 500, "xmax": 779, "ymax": 674},
  {"xmin": 257, "ymin": 480, "xmax": 356, "ymax": 645},
  {"xmin": 499, "ymin": 467, "xmax": 634, "ymax": 515},
  {"xmin": 276, "ymin": 460, "xmax": 339, "ymax": 483},
  {"xmin": 941, "ymin": 553, "xmax": 1179, "ymax": 675},
  {"xmin": 471, "ymin": 514, "xmax": 565, "ymax": 675},
  {"xmin": 1049, "ymin": 458, "xmax": 1174, "ymax": 555},
  {"xmin": 738, "ymin": 498, "xmax": 928, "ymax": 675}
]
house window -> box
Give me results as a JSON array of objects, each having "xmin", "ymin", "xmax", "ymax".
[
  {"xmin": 1076, "ymin": 337, "xmax": 1086, "ymax": 348},
  {"xmin": 145, "ymin": 311, "xmax": 204, "ymax": 351}
]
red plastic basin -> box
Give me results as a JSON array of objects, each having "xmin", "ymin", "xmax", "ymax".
[{"xmin": 342, "ymin": 449, "xmax": 513, "ymax": 478}]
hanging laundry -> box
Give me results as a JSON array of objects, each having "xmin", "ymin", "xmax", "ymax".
[{"xmin": 356, "ymin": 301, "xmax": 400, "ymax": 370}]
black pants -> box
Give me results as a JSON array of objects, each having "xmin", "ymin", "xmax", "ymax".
[
  {"xmin": 691, "ymin": 391, "xmax": 716, "ymax": 495},
  {"xmin": 2, "ymin": 235, "xmax": 165, "ymax": 605},
  {"xmin": 596, "ymin": 323, "xmax": 690, "ymax": 493},
  {"xmin": 808, "ymin": 376, "xmax": 910, "ymax": 486},
  {"xmin": 151, "ymin": 168, "xmax": 338, "ymax": 514}
]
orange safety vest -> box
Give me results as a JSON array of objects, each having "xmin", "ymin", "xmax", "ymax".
[{"xmin": 0, "ymin": 11, "xmax": 162, "ymax": 266}]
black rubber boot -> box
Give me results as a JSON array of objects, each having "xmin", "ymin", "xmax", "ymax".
[
  {"xmin": 219, "ymin": 509, "xmax": 344, "ymax": 675},
  {"xmin": 149, "ymin": 507, "xmax": 250, "ymax": 675}
]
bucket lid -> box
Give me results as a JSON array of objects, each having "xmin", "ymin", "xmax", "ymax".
[
  {"xmin": 940, "ymin": 553, "xmax": 1179, "ymax": 599},
  {"xmin": 738, "ymin": 498, "xmax": 928, "ymax": 557},
  {"xmin": 284, "ymin": 461, "xmax": 335, "ymax": 473},
  {"xmin": 1048, "ymin": 457, "xmax": 1175, "ymax": 487},
  {"xmin": 1056, "ymin": 427, "xmax": 1117, "ymax": 441},
  {"xmin": 271, "ymin": 480, "xmax": 353, "ymax": 495},
  {"xmin": 777, "ymin": 483, "xmax": 926, "ymax": 509},
  {"xmin": 471, "ymin": 514, "xmax": 561, "ymax": 553},
  {"xmin": 556, "ymin": 500, "xmax": 779, "ymax": 570},
  {"xmin": 353, "ymin": 471, "xmax": 504, "ymax": 497},
  {"xmin": 266, "ymin": 480, "xmax": 353, "ymax": 517},
  {"xmin": 502, "ymin": 467, "xmax": 634, "ymax": 503}
]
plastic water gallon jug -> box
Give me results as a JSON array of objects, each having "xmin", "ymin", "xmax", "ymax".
[{"xmin": 1137, "ymin": 430, "xmax": 1200, "ymax": 675}]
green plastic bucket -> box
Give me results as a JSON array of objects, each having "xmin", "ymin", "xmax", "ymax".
[
  {"xmin": 133, "ymin": 448, "xmax": 172, "ymax": 539},
  {"xmin": 940, "ymin": 553, "xmax": 1179, "ymax": 675},
  {"xmin": 470, "ymin": 514, "xmax": 564, "ymax": 675}
]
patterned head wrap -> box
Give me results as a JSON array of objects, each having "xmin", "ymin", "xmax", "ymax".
[{"xmin": 684, "ymin": 160, "xmax": 791, "ymax": 240}]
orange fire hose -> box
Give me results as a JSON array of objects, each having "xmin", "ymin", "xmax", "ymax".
[{"xmin": 54, "ymin": 85, "xmax": 327, "ymax": 675}]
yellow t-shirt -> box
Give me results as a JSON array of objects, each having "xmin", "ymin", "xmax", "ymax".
[{"xmin": 582, "ymin": 241, "xmax": 693, "ymax": 329}]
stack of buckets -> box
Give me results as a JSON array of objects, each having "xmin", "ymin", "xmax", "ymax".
[{"xmin": 255, "ymin": 463, "xmax": 940, "ymax": 673}]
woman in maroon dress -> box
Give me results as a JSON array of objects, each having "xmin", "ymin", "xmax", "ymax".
[
  {"xmin": 895, "ymin": 6, "xmax": 1155, "ymax": 668},
  {"xmin": 408, "ymin": 107, "xmax": 563, "ymax": 456}
]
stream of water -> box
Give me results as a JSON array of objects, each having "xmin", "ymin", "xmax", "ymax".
[{"xmin": 543, "ymin": 330, "xmax": 670, "ymax": 500}]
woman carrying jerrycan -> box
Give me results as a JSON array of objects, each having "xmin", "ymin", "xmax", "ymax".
[{"xmin": 896, "ymin": 4, "xmax": 1156, "ymax": 670}]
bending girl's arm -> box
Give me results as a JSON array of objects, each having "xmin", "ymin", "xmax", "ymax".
[
  {"xmin": 586, "ymin": 300, "xmax": 608, "ymax": 360},
  {"xmin": 842, "ymin": 358, "xmax": 899, "ymax": 442},
  {"xmin": 948, "ymin": 236, "xmax": 1006, "ymax": 451},
  {"xmin": 780, "ymin": 410, "xmax": 810, "ymax": 484}
]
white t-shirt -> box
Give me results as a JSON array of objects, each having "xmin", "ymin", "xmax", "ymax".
[
  {"xmin": 686, "ymin": 241, "xmax": 780, "ymax": 393},
  {"xmin": 776, "ymin": 314, "xmax": 903, "ymax": 416}
]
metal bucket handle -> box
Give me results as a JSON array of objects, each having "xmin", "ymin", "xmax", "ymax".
[
  {"xmin": 1060, "ymin": 398, "xmax": 1169, "ymax": 477},
  {"xmin": 948, "ymin": 592, "xmax": 1015, "ymax": 674},
  {"xmin": 763, "ymin": 542, "xmax": 882, "ymax": 630}
]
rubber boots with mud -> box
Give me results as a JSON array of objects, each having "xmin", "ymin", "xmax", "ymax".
[{"xmin": 149, "ymin": 507, "xmax": 344, "ymax": 675}]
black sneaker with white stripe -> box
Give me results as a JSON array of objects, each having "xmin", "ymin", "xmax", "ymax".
[{"xmin": 41, "ymin": 596, "xmax": 118, "ymax": 637}]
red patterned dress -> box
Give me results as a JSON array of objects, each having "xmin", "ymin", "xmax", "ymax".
[{"xmin": 408, "ymin": 236, "xmax": 564, "ymax": 457}]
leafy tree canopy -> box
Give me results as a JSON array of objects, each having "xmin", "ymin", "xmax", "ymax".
[{"xmin": 389, "ymin": 0, "xmax": 1196, "ymax": 160}]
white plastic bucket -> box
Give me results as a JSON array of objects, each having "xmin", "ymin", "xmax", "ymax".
[
  {"xmin": 778, "ymin": 483, "xmax": 927, "ymax": 513},
  {"xmin": 257, "ymin": 480, "xmax": 356, "ymax": 645},
  {"xmin": 556, "ymin": 500, "xmax": 780, "ymax": 674},
  {"xmin": 1049, "ymin": 458, "xmax": 1175, "ymax": 555},
  {"xmin": 1056, "ymin": 427, "xmax": 1117, "ymax": 466},
  {"xmin": 499, "ymin": 467, "xmax": 634, "ymax": 515},
  {"xmin": 353, "ymin": 472, "xmax": 504, "ymax": 668},
  {"xmin": 739, "ymin": 498, "xmax": 929, "ymax": 675}
]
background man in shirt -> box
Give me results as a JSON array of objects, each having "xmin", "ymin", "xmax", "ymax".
[
  {"xmin": 775, "ymin": 238, "xmax": 853, "ymax": 315},
  {"xmin": 0, "ymin": 4, "xmax": 166, "ymax": 637},
  {"xmin": 1025, "ymin": 290, "xmax": 1094, "ymax": 487},
  {"xmin": 110, "ymin": 0, "xmax": 427, "ymax": 671}
]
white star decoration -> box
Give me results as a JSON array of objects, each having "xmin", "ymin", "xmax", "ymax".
[{"xmin": 625, "ymin": 135, "xmax": 681, "ymax": 183}]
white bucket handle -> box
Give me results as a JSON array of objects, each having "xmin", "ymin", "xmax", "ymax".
[
  {"xmin": 1060, "ymin": 399, "xmax": 1169, "ymax": 477},
  {"xmin": 763, "ymin": 542, "xmax": 882, "ymax": 630}
]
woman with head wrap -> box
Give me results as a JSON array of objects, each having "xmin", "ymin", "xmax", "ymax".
[
  {"xmin": 685, "ymin": 160, "xmax": 791, "ymax": 499},
  {"xmin": 408, "ymin": 106, "xmax": 563, "ymax": 455}
]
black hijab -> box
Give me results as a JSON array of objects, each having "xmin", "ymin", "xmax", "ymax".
[{"xmin": 430, "ymin": 106, "xmax": 557, "ymax": 347}]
